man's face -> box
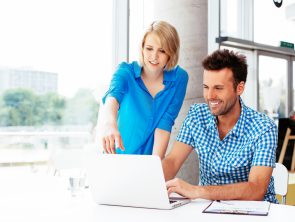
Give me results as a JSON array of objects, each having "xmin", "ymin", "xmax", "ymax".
[{"xmin": 203, "ymin": 68, "xmax": 244, "ymax": 116}]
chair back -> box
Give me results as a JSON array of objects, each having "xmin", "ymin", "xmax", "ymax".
[{"xmin": 272, "ymin": 163, "xmax": 289, "ymax": 204}]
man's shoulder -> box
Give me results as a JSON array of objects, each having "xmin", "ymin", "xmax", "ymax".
[
  {"xmin": 186, "ymin": 103, "xmax": 211, "ymax": 124},
  {"xmin": 244, "ymin": 105, "xmax": 277, "ymax": 132}
]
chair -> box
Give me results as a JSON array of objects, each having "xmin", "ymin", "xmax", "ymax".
[
  {"xmin": 272, "ymin": 163, "xmax": 289, "ymax": 204},
  {"xmin": 278, "ymin": 118, "xmax": 295, "ymax": 171}
]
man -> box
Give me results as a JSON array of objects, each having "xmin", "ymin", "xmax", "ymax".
[{"xmin": 163, "ymin": 49, "xmax": 278, "ymax": 203}]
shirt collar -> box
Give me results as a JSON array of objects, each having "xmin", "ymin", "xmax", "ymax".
[
  {"xmin": 230, "ymin": 98, "xmax": 246, "ymax": 137},
  {"xmin": 163, "ymin": 67, "xmax": 177, "ymax": 82},
  {"xmin": 205, "ymin": 97, "xmax": 246, "ymax": 138},
  {"xmin": 134, "ymin": 62, "xmax": 142, "ymax": 78},
  {"xmin": 134, "ymin": 62, "xmax": 177, "ymax": 82}
]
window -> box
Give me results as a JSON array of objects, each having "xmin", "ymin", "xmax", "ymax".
[
  {"xmin": 0, "ymin": 0, "xmax": 113, "ymax": 167},
  {"xmin": 258, "ymin": 55, "xmax": 288, "ymax": 120},
  {"xmin": 254, "ymin": 0, "xmax": 295, "ymax": 47},
  {"xmin": 129, "ymin": 0, "xmax": 154, "ymax": 62},
  {"xmin": 215, "ymin": 0, "xmax": 295, "ymax": 118}
]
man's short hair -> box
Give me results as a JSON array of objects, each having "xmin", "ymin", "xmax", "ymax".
[{"xmin": 202, "ymin": 49, "xmax": 248, "ymax": 88}]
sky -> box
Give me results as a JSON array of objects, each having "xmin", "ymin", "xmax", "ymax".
[{"xmin": 0, "ymin": 0, "xmax": 113, "ymax": 98}]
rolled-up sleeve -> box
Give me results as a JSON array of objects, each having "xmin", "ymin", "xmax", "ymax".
[
  {"xmin": 157, "ymin": 70, "xmax": 188, "ymax": 132},
  {"xmin": 176, "ymin": 119, "xmax": 194, "ymax": 146},
  {"xmin": 102, "ymin": 63, "xmax": 129, "ymax": 105},
  {"xmin": 252, "ymin": 124, "xmax": 278, "ymax": 168}
]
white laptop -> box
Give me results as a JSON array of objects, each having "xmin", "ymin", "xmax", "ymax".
[{"xmin": 86, "ymin": 154, "xmax": 190, "ymax": 209}]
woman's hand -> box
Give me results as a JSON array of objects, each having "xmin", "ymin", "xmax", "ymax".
[
  {"xmin": 101, "ymin": 122, "xmax": 125, "ymax": 154},
  {"xmin": 98, "ymin": 97, "xmax": 125, "ymax": 154}
]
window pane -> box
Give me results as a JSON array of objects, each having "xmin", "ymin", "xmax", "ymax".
[
  {"xmin": 220, "ymin": 0, "xmax": 238, "ymax": 37},
  {"xmin": 258, "ymin": 56, "xmax": 288, "ymax": 120},
  {"xmin": 0, "ymin": 0, "xmax": 113, "ymax": 165},
  {"xmin": 129, "ymin": 0, "xmax": 154, "ymax": 62},
  {"xmin": 254, "ymin": 1, "xmax": 295, "ymax": 46}
]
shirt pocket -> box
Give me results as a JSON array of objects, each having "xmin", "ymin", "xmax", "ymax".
[
  {"xmin": 195, "ymin": 145, "xmax": 210, "ymax": 167},
  {"xmin": 227, "ymin": 155, "xmax": 250, "ymax": 168},
  {"xmin": 223, "ymin": 154, "xmax": 252, "ymax": 177}
]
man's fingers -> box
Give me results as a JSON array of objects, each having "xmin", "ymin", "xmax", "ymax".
[
  {"xmin": 166, "ymin": 178, "xmax": 178, "ymax": 187},
  {"xmin": 167, "ymin": 187, "xmax": 176, "ymax": 195}
]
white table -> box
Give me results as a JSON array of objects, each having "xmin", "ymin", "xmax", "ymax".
[{"xmin": 0, "ymin": 173, "xmax": 294, "ymax": 222}]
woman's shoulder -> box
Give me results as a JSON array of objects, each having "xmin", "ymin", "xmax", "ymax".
[
  {"xmin": 173, "ymin": 65, "xmax": 189, "ymax": 82},
  {"xmin": 115, "ymin": 61, "xmax": 140, "ymax": 76},
  {"xmin": 117, "ymin": 61, "xmax": 135, "ymax": 70}
]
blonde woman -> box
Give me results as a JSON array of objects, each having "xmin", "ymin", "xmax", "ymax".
[{"xmin": 100, "ymin": 21, "xmax": 188, "ymax": 158}]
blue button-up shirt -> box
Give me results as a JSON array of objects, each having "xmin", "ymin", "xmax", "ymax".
[
  {"xmin": 177, "ymin": 99, "xmax": 278, "ymax": 203},
  {"xmin": 103, "ymin": 61, "xmax": 188, "ymax": 155}
]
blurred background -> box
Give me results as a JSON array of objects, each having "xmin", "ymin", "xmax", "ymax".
[{"xmin": 0, "ymin": 0, "xmax": 295, "ymax": 205}]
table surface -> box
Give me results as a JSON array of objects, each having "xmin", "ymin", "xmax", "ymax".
[{"xmin": 0, "ymin": 173, "xmax": 294, "ymax": 222}]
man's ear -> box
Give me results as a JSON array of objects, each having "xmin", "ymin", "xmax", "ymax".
[{"xmin": 237, "ymin": 81, "xmax": 245, "ymax": 96}]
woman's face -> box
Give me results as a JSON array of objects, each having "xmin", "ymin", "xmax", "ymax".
[{"xmin": 142, "ymin": 33, "xmax": 169, "ymax": 74}]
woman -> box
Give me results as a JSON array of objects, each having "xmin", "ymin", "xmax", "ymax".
[{"xmin": 99, "ymin": 21, "xmax": 188, "ymax": 159}]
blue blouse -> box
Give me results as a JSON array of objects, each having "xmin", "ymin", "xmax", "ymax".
[{"xmin": 102, "ymin": 61, "xmax": 188, "ymax": 154}]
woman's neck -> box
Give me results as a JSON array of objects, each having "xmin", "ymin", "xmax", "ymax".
[{"xmin": 141, "ymin": 68, "xmax": 163, "ymax": 82}]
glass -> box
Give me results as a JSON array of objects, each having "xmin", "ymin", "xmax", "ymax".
[
  {"xmin": 129, "ymin": 0, "xmax": 154, "ymax": 62},
  {"xmin": 220, "ymin": 0, "xmax": 238, "ymax": 38},
  {"xmin": 0, "ymin": 0, "xmax": 113, "ymax": 167},
  {"xmin": 258, "ymin": 55, "xmax": 288, "ymax": 121},
  {"xmin": 69, "ymin": 174, "xmax": 86, "ymax": 197},
  {"xmin": 254, "ymin": 0, "xmax": 295, "ymax": 46}
]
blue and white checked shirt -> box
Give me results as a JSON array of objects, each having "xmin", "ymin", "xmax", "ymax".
[{"xmin": 176, "ymin": 99, "xmax": 278, "ymax": 203}]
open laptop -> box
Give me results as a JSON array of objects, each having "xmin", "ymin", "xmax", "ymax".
[{"xmin": 86, "ymin": 154, "xmax": 190, "ymax": 209}]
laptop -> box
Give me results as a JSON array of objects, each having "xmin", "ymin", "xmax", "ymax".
[{"xmin": 86, "ymin": 154, "xmax": 190, "ymax": 209}]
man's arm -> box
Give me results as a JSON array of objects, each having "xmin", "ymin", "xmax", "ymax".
[
  {"xmin": 166, "ymin": 165, "xmax": 273, "ymax": 200},
  {"xmin": 162, "ymin": 141, "xmax": 193, "ymax": 181}
]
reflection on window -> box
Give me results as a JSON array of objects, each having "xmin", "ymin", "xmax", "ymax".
[
  {"xmin": 258, "ymin": 56, "xmax": 287, "ymax": 120},
  {"xmin": 0, "ymin": 0, "xmax": 112, "ymax": 167}
]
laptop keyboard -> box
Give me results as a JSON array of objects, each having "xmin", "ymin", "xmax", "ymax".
[{"xmin": 169, "ymin": 200, "xmax": 177, "ymax": 204}]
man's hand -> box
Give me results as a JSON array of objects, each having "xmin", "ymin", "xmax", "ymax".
[{"xmin": 166, "ymin": 178, "xmax": 200, "ymax": 199}]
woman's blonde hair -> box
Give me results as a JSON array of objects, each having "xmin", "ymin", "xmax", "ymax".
[{"xmin": 139, "ymin": 21, "xmax": 180, "ymax": 70}]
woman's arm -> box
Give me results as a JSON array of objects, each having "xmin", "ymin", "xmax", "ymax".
[
  {"xmin": 99, "ymin": 62, "xmax": 130, "ymax": 153},
  {"xmin": 152, "ymin": 128, "xmax": 171, "ymax": 159},
  {"xmin": 100, "ymin": 97, "xmax": 125, "ymax": 153}
]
